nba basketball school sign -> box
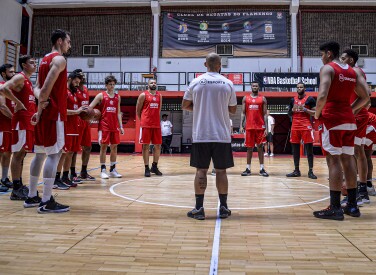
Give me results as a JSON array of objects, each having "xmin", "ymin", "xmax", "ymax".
[{"xmin": 162, "ymin": 11, "xmax": 288, "ymax": 58}]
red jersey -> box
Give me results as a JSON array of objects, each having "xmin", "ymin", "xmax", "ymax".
[
  {"xmin": 0, "ymin": 81, "xmax": 12, "ymax": 132},
  {"xmin": 98, "ymin": 91, "xmax": 119, "ymax": 132},
  {"xmin": 321, "ymin": 62, "xmax": 356, "ymax": 129},
  {"xmin": 350, "ymin": 67, "xmax": 368, "ymax": 120},
  {"xmin": 38, "ymin": 52, "xmax": 67, "ymax": 121},
  {"xmin": 245, "ymin": 95, "xmax": 265, "ymax": 130},
  {"xmin": 140, "ymin": 91, "xmax": 161, "ymax": 128},
  {"xmin": 66, "ymin": 89, "xmax": 80, "ymax": 135},
  {"xmin": 291, "ymin": 95, "xmax": 315, "ymax": 131},
  {"xmin": 368, "ymin": 112, "xmax": 376, "ymax": 128}
]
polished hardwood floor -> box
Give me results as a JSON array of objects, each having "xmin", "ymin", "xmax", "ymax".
[{"xmin": 1, "ymin": 153, "xmax": 376, "ymax": 274}]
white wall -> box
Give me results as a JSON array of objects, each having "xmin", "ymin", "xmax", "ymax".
[{"xmin": 0, "ymin": 0, "xmax": 22, "ymax": 67}]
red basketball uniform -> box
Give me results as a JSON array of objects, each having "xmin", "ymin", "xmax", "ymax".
[
  {"xmin": 34, "ymin": 52, "xmax": 67, "ymax": 155},
  {"xmin": 244, "ymin": 95, "xmax": 266, "ymax": 147},
  {"xmin": 98, "ymin": 91, "xmax": 120, "ymax": 145},
  {"xmin": 76, "ymin": 85, "xmax": 91, "ymax": 147},
  {"xmin": 64, "ymin": 89, "xmax": 81, "ymax": 152},
  {"xmin": 290, "ymin": 95, "xmax": 315, "ymax": 144},
  {"xmin": 365, "ymin": 112, "xmax": 376, "ymax": 150},
  {"xmin": 139, "ymin": 91, "xmax": 162, "ymax": 145},
  {"xmin": 319, "ymin": 62, "xmax": 357, "ymax": 155},
  {"xmin": 0, "ymin": 81, "xmax": 12, "ymax": 152},
  {"xmin": 11, "ymin": 72, "xmax": 36, "ymax": 152}
]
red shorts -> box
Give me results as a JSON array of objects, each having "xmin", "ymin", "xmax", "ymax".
[
  {"xmin": 80, "ymin": 121, "xmax": 92, "ymax": 147},
  {"xmin": 290, "ymin": 129, "xmax": 314, "ymax": 144},
  {"xmin": 320, "ymin": 124, "xmax": 356, "ymax": 156},
  {"xmin": 365, "ymin": 125, "xmax": 376, "ymax": 151},
  {"xmin": 34, "ymin": 117, "xmax": 65, "ymax": 155},
  {"xmin": 12, "ymin": 130, "xmax": 34, "ymax": 152},
  {"xmin": 0, "ymin": 131, "xmax": 12, "ymax": 153},
  {"xmin": 354, "ymin": 115, "xmax": 367, "ymax": 145},
  {"xmin": 244, "ymin": 129, "xmax": 266, "ymax": 148},
  {"xmin": 64, "ymin": 135, "xmax": 81, "ymax": 153},
  {"xmin": 99, "ymin": 130, "xmax": 120, "ymax": 145},
  {"xmin": 139, "ymin": 127, "xmax": 162, "ymax": 145}
]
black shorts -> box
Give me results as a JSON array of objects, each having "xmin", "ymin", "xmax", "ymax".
[
  {"xmin": 266, "ymin": 133, "xmax": 273, "ymax": 142},
  {"xmin": 190, "ymin": 142, "xmax": 234, "ymax": 169}
]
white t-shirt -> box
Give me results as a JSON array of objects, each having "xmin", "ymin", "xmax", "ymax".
[
  {"xmin": 267, "ymin": 115, "xmax": 275, "ymax": 134},
  {"xmin": 161, "ymin": 120, "xmax": 173, "ymax": 136},
  {"xmin": 184, "ymin": 72, "xmax": 237, "ymax": 143}
]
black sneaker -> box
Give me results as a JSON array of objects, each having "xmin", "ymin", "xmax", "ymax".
[
  {"xmin": 151, "ymin": 164, "xmax": 163, "ymax": 176},
  {"xmin": 0, "ymin": 185, "xmax": 9, "ymax": 192},
  {"xmin": 259, "ymin": 168, "xmax": 269, "ymax": 177},
  {"xmin": 144, "ymin": 167, "xmax": 151, "ymax": 177},
  {"xmin": 313, "ymin": 205, "xmax": 344, "ymax": 221},
  {"xmin": 219, "ymin": 206, "xmax": 231, "ymax": 219},
  {"xmin": 62, "ymin": 178, "xmax": 77, "ymax": 188},
  {"xmin": 359, "ymin": 192, "xmax": 370, "ymax": 204},
  {"xmin": 308, "ymin": 171, "xmax": 317, "ymax": 179},
  {"xmin": 23, "ymin": 192, "xmax": 42, "ymax": 208},
  {"xmin": 341, "ymin": 196, "xmax": 364, "ymax": 207},
  {"xmin": 1, "ymin": 178, "xmax": 13, "ymax": 188},
  {"xmin": 187, "ymin": 207, "xmax": 205, "ymax": 220},
  {"xmin": 21, "ymin": 185, "xmax": 29, "ymax": 197},
  {"xmin": 342, "ymin": 204, "xmax": 361, "ymax": 217},
  {"xmin": 286, "ymin": 170, "xmax": 301, "ymax": 177},
  {"xmin": 78, "ymin": 173, "xmax": 96, "ymax": 181},
  {"xmin": 53, "ymin": 178, "xmax": 70, "ymax": 190},
  {"xmin": 69, "ymin": 176, "xmax": 82, "ymax": 184},
  {"xmin": 10, "ymin": 187, "xmax": 28, "ymax": 200},
  {"xmin": 241, "ymin": 168, "xmax": 251, "ymax": 176},
  {"xmin": 37, "ymin": 196, "xmax": 70, "ymax": 214}
]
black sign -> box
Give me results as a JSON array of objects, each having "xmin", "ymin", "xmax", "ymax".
[
  {"xmin": 162, "ymin": 11, "xmax": 288, "ymax": 58},
  {"xmin": 254, "ymin": 73, "xmax": 320, "ymax": 88}
]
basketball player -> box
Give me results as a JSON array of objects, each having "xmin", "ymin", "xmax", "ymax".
[
  {"xmin": 0, "ymin": 56, "xmax": 37, "ymax": 200},
  {"xmin": 239, "ymin": 81, "xmax": 269, "ymax": 177},
  {"xmin": 72, "ymin": 69, "xmax": 95, "ymax": 181},
  {"xmin": 26, "ymin": 29, "xmax": 71, "ymax": 212},
  {"xmin": 313, "ymin": 41, "xmax": 369, "ymax": 220},
  {"xmin": 340, "ymin": 49, "xmax": 370, "ymax": 204},
  {"xmin": 136, "ymin": 79, "xmax": 163, "ymax": 177},
  {"xmin": 89, "ymin": 75, "xmax": 123, "ymax": 179},
  {"xmin": 286, "ymin": 82, "xmax": 317, "ymax": 179},
  {"xmin": 182, "ymin": 53, "xmax": 237, "ymax": 220},
  {"xmin": 364, "ymin": 111, "xmax": 376, "ymax": 196}
]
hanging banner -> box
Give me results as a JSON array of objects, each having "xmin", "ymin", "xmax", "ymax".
[
  {"xmin": 194, "ymin": 72, "xmax": 244, "ymax": 85},
  {"xmin": 162, "ymin": 11, "xmax": 288, "ymax": 58},
  {"xmin": 254, "ymin": 73, "xmax": 320, "ymax": 88}
]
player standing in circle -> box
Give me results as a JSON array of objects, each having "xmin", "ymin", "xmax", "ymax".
[
  {"xmin": 28, "ymin": 29, "xmax": 71, "ymax": 213},
  {"xmin": 313, "ymin": 41, "xmax": 369, "ymax": 220},
  {"xmin": 239, "ymin": 81, "xmax": 269, "ymax": 177},
  {"xmin": 286, "ymin": 82, "xmax": 317, "ymax": 179},
  {"xmin": 89, "ymin": 75, "xmax": 123, "ymax": 179},
  {"xmin": 0, "ymin": 56, "xmax": 37, "ymax": 200},
  {"xmin": 136, "ymin": 79, "xmax": 163, "ymax": 177}
]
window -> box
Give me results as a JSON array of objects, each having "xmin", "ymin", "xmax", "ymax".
[
  {"xmin": 82, "ymin": 44, "xmax": 100, "ymax": 56},
  {"xmin": 350, "ymin": 45, "xmax": 368, "ymax": 56},
  {"xmin": 216, "ymin": 44, "xmax": 233, "ymax": 56}
]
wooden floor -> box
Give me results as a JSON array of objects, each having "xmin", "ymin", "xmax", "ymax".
[{"xmin": 1, "ymin": 153, "xmax": 376, "ymax": 274}]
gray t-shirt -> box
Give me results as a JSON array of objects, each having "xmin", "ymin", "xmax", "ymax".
[{"xmin": 184, "ymin": 72, "xmax": 237, "ymax": 143}]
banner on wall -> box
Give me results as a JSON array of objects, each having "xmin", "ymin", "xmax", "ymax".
[
  {"xmin": 194, "ymin": 72, "xmax": 244, "ymax": 85},
  {"xmin": 253, "ymin": 73, "xmax": 320, "ymax": 88},
  {"xmin": 162, "ymin": 11, "xmax": 288, "ymax": 58}
]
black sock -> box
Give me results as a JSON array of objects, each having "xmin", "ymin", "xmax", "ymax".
[
  {"xmin": 81, "ymin": 165, "xmax": 87, "ymax": 174},
  {"xmin": 145, "ymin": 165, "xmax": 149, "ymax": 169},
  {"xmin": 330, "ymin": 190, "xmax": 341, "ymax": 208},
  {"xmin": 101, "ymin": 164, "xmax": 106, "ymax": 171},
  {"xmin": 305, "ymin": 143, "xmax": 314, "ymax": 170},
  {"xmin": 70, "ymin": 167, "xmax": 76, "ymax": 177},
  {"xmin": 347, "ymin": 188, "xmax": 357, "ymax": 206},
  {"xmin": 219, "ymin": 194, "xmax": 228, "ymax": 209},
  {"xmin": 62, "ymin": 171, "xmax": 69, "ymax": 179},
  {"xmin": 110, "ymin": 165, "xmax": 115, "ymax": 172},
  {"xmin": 13, "ymin": 179, "xmax": 22, "ymax": 190},
  {"xmin": 292, "ymin": 143, "xmax": 300, "ymax": 171},
  {"xmin": 195, "ymin": 194, "xmax": 204, "ymax": 210},
  {"xmin": 56, "ymin": 172, "xmax": 61, "ymax": 180},
  {"xmin": 358, "ymin": 182, "xmax": 367, "ymax": 193},
  {"xmin": 367, "ymin": 180, "xmax": 373, "ymax": 188},
  {"xmin": 20, "ymin": 177, "xmax": 23, "ymax": 185},
  {"xmin": 152, "ymin": 162, "xmax": 157, "ymax": 167}
]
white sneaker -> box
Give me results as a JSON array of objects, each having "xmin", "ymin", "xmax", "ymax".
[
  {"xmin": 270, "ymin": 153, "xmax": 274, "ymax": 157},
  {"xmin": 109, "ymin": 169, "xmax": 122, "ymax": 178},
  {"xmin": 100, "ymin": 169, "xmax": 109, "ymax": 179},
  {"xmin": 264, "ymin": 153, "xmax": 268, "ymax": 156},
  {"xmin": 367, "ymin": 186, "xmax": 376, "ymax": 196}
]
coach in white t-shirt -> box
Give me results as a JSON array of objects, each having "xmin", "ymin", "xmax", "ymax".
[
  {"xmin": 182, "ymin": 53, "xmax": 237, "ymax": 221},
  {"xmin": 161, "ymin": 114, "xmax": 173, "ymax": 153}
]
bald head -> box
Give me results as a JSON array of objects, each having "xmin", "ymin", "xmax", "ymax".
[{"xmin": 205, "ymin": 53, "xmax": 221, "ymax": 72}]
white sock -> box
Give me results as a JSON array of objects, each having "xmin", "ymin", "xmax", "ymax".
[
  {"xmin": 246, "ymin": 164, "xmax": 250, "ymax": 169},
  {"xmin": 28, "ymin": 175, "xmax": 39, "ymax": 197},
  {"xmin": 42, "ymin": 178, "xmax": 54, "ymax": 203},
  {"xmin": 260, "ymin": 164, "xmax": 264, "ymax": 170},
  {"xmin": 110, "ymin": 162, "xmax": 117, "ymax": 166}
]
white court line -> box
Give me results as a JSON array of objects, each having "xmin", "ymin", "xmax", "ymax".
[
  {"xmin": 109, "ymin": 177, "xmax": 330, "ymax": 210},
  {"xmin": 209, "ymin": 202, "xmax": 221, "ymax": 275}
]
